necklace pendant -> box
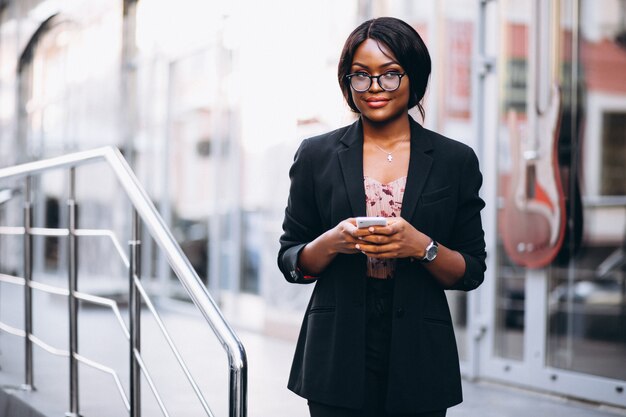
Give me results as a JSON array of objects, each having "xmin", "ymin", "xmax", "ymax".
[{"xmin": 387, "ymin": 154, "xmax": 393, "ymax": 162}]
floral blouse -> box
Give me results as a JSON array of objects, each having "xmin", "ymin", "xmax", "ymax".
[{"xmin": 364, "ymin": 175, "xmax": 407, "ymax": 279}]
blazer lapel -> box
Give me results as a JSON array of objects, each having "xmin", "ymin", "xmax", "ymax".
[
  {"xmin": 337, "ymin": 117, "xmax": 433, "ymax": 220},
  {"xmin": 401, "ymin": 118, "xmax": 434, "ymax": 221},
  {"xmin": 338, "ymin": 119, "xmax": 367, "ymax": 217}
]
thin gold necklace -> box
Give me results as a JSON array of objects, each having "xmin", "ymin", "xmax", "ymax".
[{"xmin": 371, "ymin": 138, "xmax": 409, "ymax": 163}]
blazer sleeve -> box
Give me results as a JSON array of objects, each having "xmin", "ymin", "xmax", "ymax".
[
  {"xmin": 449, "ymin": 148, "xmax": 487, "ymax": 291},
  {"xmin": 277, "ymin": 139, "xmax": 324, "ymax": 284}
]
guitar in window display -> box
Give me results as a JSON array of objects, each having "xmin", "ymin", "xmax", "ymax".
[{"xmin": 501, "ymin": 83, "xmax": 567, "ymax": 268}]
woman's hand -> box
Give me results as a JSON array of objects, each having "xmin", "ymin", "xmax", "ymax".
[
  {"xmin": 328, "ymin": 218, "xmax": 365, "ymax": 255},
  {"xmin": 353, "ymin": 217, "xmax": 430, "ymax": 259},
  {"xmin": 355, "ymin": 217, "xmax": 467, "ymax": 287},
  {"xmin": 300, "ymin": 216, "xmax": 466, "ymax": 286},
  {"xmin": 297, "ymin": 218, "xmax": 364, "ymax": 275}
]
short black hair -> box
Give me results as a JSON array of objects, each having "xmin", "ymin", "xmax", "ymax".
[{"xmin": 338, "ymin": 17, "xmax": 431, "ymax": 120}]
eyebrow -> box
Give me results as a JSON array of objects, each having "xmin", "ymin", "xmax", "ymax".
[{"xmin": 351, "ymin": 61, "xmax": 400, "ymax": 69}]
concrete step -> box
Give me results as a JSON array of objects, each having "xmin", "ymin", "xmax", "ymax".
[{"xmin": 0, "ymin": 388, "xmax": 46, "ymax": 417}]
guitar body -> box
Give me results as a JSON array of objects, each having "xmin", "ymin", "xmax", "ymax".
[{"xmin": 501, "ymin": 84, "xmax": 567, "ymax": 268}]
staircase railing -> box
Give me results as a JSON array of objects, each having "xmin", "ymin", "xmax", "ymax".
[{"xmin": 0, "ymin": 146, "xmax": 247, "ymax": 417}]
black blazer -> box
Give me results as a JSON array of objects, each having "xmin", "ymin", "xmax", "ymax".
[{"xmin": 278, "ymin": 116, "xmax": 486, "ymax": 414}]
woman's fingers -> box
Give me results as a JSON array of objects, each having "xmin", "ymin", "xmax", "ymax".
[
  {"xmin": 355, "ymin": 242, "xmax": 399, "ymax": 257},
  {"xmin": 341, "ymin": 217, "xmax": 422, "ymax": 257},
  {"xmin": 357, "ymin": 234, "xmax": 388, "ymax": 244}
]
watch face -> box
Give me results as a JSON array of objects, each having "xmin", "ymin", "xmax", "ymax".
[{"xmin": 425, "ymin": 242, "xmax": 438, "ymax": 261}]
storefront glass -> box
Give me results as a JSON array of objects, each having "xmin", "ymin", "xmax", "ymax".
[
  {"xmin": 436, "ymin": 2, "xmax": 477, "ymax": 364},
  {"xmin": 546, "ymin": 0, "xmax": 626, "ymax": 381},
  {"xmin": 495, "ymin": 1, "xmax": 531, "ymax": 361},
  {"xmin": 495, "ymin": 0, "xmax": 626, "ymax": 381}
]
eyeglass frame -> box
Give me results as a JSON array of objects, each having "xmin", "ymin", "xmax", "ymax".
[{"xmin": 345, "ymin": 71, "xmax": 407, "ymax": 92}]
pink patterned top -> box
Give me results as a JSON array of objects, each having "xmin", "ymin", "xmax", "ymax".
[{"xmin": 364, "ymin": 175, "xmax": 407, "ymax": 279}]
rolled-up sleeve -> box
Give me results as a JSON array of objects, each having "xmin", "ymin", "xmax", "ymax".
[
  {"xmin": 278, "ymin": 139, "xmax": 323, "ymax": 284},
  {"xmin": 449, "ymin": 148, "xmax": 487, "ymax": 291}
]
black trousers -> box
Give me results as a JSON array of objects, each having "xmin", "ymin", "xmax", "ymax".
[
  {"xmin": 308, "ymin": 400, "xmax": 446, "ymax": 417},
  {"xmin": 308, "ymin": 367, "xmax": 447, "ymax": 417},
  {"xmin": 308, "ymin": 278, "xmax": 447, "ymax": 417}
]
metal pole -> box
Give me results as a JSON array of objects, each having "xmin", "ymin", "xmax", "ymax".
[
  {"xmin": 469, "ymin": 0, "xmax": 495, "ymax": 382},
  {"xmin": 229, "ymin": 354, "xmax": 248, "ymax": 417},
  {"xmin": 67, "ymin": 167, "xmax": 81, "ymax": 417},
  {"xmin": 129, "ymin": 209, "xmax": 141, "ymax": 417},
  {"xmin": 157, "ymin": 61, "xmax": 174, "ymax": 300},
  {"xmin": 23, "ymin": 175, "xmax": 33, "ymax": 391},
  {"xmin": 122, "ymin": 0, "xmax": 139, "ymax": 166}
]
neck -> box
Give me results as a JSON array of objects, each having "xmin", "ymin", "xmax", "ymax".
[{"xmin": 361, "ymin": 113, "xmax": 411, "ymax": 144}]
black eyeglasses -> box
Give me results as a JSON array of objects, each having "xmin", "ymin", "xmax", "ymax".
[{"xmin": 345, "ymin": 72, "xmax": 407, "ymax": 92}]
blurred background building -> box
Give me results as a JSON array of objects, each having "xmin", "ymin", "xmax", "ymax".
[{"xmin": 0, "ymin": 0, "xmax": 625, "ymax": 411}]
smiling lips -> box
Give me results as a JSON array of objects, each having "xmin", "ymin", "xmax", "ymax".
[{"xmin": 365, "ymin": 96, "xmax": 390, "ymax": 108}]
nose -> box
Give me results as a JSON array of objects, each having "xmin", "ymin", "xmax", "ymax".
[{"xmin": 369, "ymin": 75, "xmax": 384, "ymax": 92}]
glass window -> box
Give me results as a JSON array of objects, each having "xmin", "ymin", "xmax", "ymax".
[
  {"xmin": 600, "ymin": 112, "xmax": 626, "ymax": 196},
  {"xmin": 544, "ymin": 0, "xmax": 626, "ymax": 381},
  {"xmin": 495, "ymin": 2, "xmax": 531, "ymax": 361}
]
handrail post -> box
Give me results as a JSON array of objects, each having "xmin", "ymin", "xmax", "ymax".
[
  {"xmin": 129, "ymin": 208, "xmax": 141, "ymax": 417},
  {"xmin": 229, "ymin": 353, "xmax": 247, "ymax": 417},
  {"xmin": 22, "ymin": 175, "xmax": 34, "ymax": 391},
  {"xmin": 67, "ymin": 167, "xmax": 81, "ymax": 417}
]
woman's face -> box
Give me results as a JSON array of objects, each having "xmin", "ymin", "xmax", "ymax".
[{"xmin": 349, "ymin": 39, "xmax": 411, "ymax": 124}]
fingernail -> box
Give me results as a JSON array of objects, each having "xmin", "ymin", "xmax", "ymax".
[
  {"xmin": 355, "ymin": 244, "xmax": 360, "ymax": 250},
  {"xmin": 369, "ymin": 227, "xmax": 374, "ymax": 232}
]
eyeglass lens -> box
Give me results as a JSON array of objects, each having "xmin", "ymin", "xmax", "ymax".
[{"xmin": 350, "ymin": 73, "xmax": 402, "ymax": 92}]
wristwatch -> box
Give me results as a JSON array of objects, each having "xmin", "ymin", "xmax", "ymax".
[{"xmin": 420, "ymin": 240, "xmax": 439, "ymax": 263}]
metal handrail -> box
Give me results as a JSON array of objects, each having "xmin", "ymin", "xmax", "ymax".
[
  {"xmin": 0, "ymin": 270, "xmax": 167, "ymax": 415},
  {"xmin": 0, "ymin": 146, "xmax": 248, "ymax": 417},
  {"xmin": 0, "ymin": 226, "xmax": 130, "ymax": 265},
  {"xmin": 0, "ymin": 225, "xmax": 214, "ymax": 415},
  {"xmin": 0, "ymin": 273, "xmax": 132, "ymax": 411}
]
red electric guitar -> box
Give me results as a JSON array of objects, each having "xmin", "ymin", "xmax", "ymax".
[
  {"xmin": 500, "ymin": 2, "xmax": 568, "ymax": 268},
  {"xmin": 501, "ymin": 84, "xmax": 566, "ymax": 268}
]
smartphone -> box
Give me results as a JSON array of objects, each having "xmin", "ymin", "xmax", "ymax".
[{"xmin": 356, "ymin": 216, "xmax": 387, "ymax": 228}]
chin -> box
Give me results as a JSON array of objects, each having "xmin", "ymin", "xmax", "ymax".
[{"xmin": 360, "ymin": 108, "xmax": 407, "ymax": 124}]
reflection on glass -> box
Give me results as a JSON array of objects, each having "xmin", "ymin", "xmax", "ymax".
[
  {"xmin": 494, "ymin": 251, "xmax": 525, "ymax": 361},
  {"xmin": 495, "ymin": 1, "xmax": 530, "ymax": 361},
  {"xmin": 438, "ymin": 3, "xmax": 476, "ymax": 363},
  {"xmin": 547, "ymin": 0, "xmax": 626, "ymax": 381}
]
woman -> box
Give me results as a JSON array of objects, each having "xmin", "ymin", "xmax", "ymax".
[{"xmin": 278, "ymin": 17, "xmax": 486, "ymax": 417}]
